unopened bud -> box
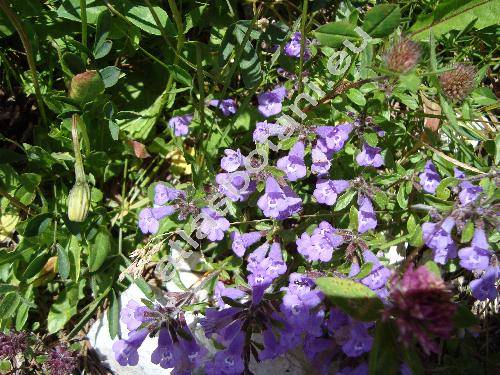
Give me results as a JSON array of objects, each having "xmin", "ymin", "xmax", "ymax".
[
  {"xmin": 67, "ymin": 180, "xmax": 90, "ymax": 222},
  {"xmin": 384, "ymin": 39, "xmax": 421, "ymax": 74},
  {"xmin": 69, "ymin": 70, "xmax": 105, "ymax": 104},
  {"xmin": 439, "ymin": 64, "xmax": 476, "ymax": 102}
]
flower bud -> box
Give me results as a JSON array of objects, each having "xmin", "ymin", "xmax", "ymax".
[
  {"xmin": 384, "ymin": 39, "xmax": 421, "ymax": 74},
  {"xmin": 439, "ymin": 63, "xmax": 476, "ymax": 102},
  {"xmin": 67, "ymin": 180, "xmax": 90, "ymax": 222},
  {"xmin": 69, "ymin": 70, "xmax": 105, "ymax": 104}
]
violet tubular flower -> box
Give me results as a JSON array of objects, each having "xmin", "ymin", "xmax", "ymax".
[
  {"xmin": 356, "ymin": 143, "xmax": 384, "ymax": 168},
  {"xmin": 313, "ymin": 179, "xmax": 350, "ymax": 206},
  {"xmin": 358, "ymin": 195, "xmax": 377, "ymax": 233},
  {"xmin": 276, "ymin": 141, "xmax": 307, "ymax": 181},
  {"xmin": 230, "ymin": 230, "xmax": 263, "ymax": 257},
  {"xmin": 311, "ymin": 147, "xmax": 332, "ymax": 175},
  {"xmin": 253, "ymin": 121, "xmax": 284, "ymax": 144},
  {"xmin": 422, "ymin": 217, "xmax": 457, "ymax": 264},
  {"xmin": 154, "ymin": 184, "xmax": 184, "ymax": 206},
  {"xmin": 315, "ymin": 123, "xmax": 353, "ymax": 154},
  {"xmin": 419, "ymin": 161, "xmax": 441, "ymax": 194},
  {"xmin": 284, "ymin": 32, "xmax": 311, "ymax": 60},
  {"xmin": 470, "ymin": 267, "xmax": 499, "ymax": 301},
  {"xmin": 458, "ymin": 228, "xmax": 492, "ymax": 271},
  {"xmin": 112, "ymin": 329, "xmax": 149, "ymax": 366},
  {"xmin": 209, "ymin": 99, "xmax": 238, "ymax": 116},
  {"xmin": 216, "ymin": 171, "xmax": 256, "ymax": 202},
  {"xmin": 257, "ymin": 86, "xmax": 287, "ymax": 118},
  {"xmin": 220, "ymin": 149, "xmax": 243, "ymax": 172},
  {"xmin": 138, "ymin": 207, "xmax": 160, "ymax": 235},
  {"xmin": 168, "ymin": 114, "xmax": 193, "ymax": 137},
  {"xmin": 198, "ymin": 207, "xmax": 230, "ymax": 242}
]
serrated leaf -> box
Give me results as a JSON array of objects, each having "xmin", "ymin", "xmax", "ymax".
[
  {"xmin": 315, "ymin": 277, "xmax": 384, "ymax": 321},
  {"xmin": 347, "ymin": 88, "xmax": 366, "ymax": 106},
  {"xmin": 397, "ymin": 183, "xmax": 408, "ymax": 209},
  {"xmin": 461, "ymin": 221, "xmax": 474, "ymax": 243}
]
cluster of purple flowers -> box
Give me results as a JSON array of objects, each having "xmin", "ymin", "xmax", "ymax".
[
  {"xmin": 113, "ymin": 298, "xmax": 206, "ymax": 373},
  {"xmin": 138, "ymin": 184, "xmax": 185, "ymax": 235},
  {"xmin": 419, "ymin": 163, "xmax": 498, "ymax": 301},
  {"xmin": 296, "ymin": 221, "xmax": 343, "ymax": 262}
]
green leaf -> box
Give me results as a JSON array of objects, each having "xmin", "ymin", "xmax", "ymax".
[
  {"xmin": 410, "ymin": 0, "xmax": 499, "ymax": 41},
  {"xmin": 399, "ymin": 73, "xmax": 421, "ymax": 93},
  {"xmin": 88, "ymin": 227, "xmax": 111, "ymax": 272},
  {"xmin": 363, "ymin": 132, "xmax": 378, "ymax": 147},
  {"xmin": 108, "ymin": 290, "xmax": 120, "ymax": 339},
  {"xmin": 48, "ymin": 280, "xmax": 85, "ymax": 334},
  {"xmin": 15, "ymin": 285, "xmax": 33, "ymax": 330},
  {"xmin": 68, "ymin": 236, "xmax": 82, "ymax": 282},
  {"xmin": 461, "ymin": 221, "xmax": 475, "ymax": 243},
  {"xmin": 0, "ymin": 292, "xmax": 21, "ymax": 319},
  {"xmin": 369, "ymin": 320, "xmax": 399, "ymax": 375},
  {"xmin": 125, "ymin": 5, "xmax": 175, "ymax": 36},
  {"xmin": 234, "ymin": 23, "xmax": 262, "ymax": 88},
  {"xmin": 99, "ymin": 66, "xmax": 121, "ymax": 88},
  {"xmin": 424, "ymin": 260, "xmax": 441, "ymax": 277},
  {"xmin": 165, "ymin": 65, "xmax": 192, "ymax": 87},
  {"xmin": 57, "ymin": 244, "xmax": 70, "ymax": 279},
  {"xmin": 356, "ymin": 262, "xmax": 373, "ymax": 279},
  {"xmin": 315, "ymin": 277, "xmax": 384, "ymax": 321},
  {"xmin": 436, "ymin": 177, "xmax": 459, "ymax": 200},
  {"xmin": 348, "ymin": 205, "xmax": 358, "ymax": 231},
  {"xmin": 334, "ymin": 190, "xmax": 357, "ymax": 211},
  {"xmin": 363, "ymin": 4, "xmax": 401, "ymax": 38},
  {"xmin": 21, "ymin": 251, "xmax": 50, "ymax": 280},
  {"xmin": 347, "ymin": 88, "xmax": 366, "ymax": 106},
  {"xmin": 23, "ymin": 213, "xmax": 52, "ymax": 237},
  {"xmin": 94, "ymin": 10, "xmax": 112, "ymax": 58},
  {"xmin": 397, "ymin": 183, "xmax": 408, "ymax": 209},
  {"xmin": 314, "ymin": 22, "xmax": 361, "ymax": 48},
  {"xmin": 108, "ymin": 120, "xmax": 119, "ymax": 140},
  {"xmin": 372, "ymin": 191, "xmax": 388, "ymax": 208}
]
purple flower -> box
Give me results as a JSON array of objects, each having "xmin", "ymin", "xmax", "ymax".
[
  {"xmin": 358, "ymin": 195, "xmax": 377, "ymax": 233},
  {"xmin": 315, "ymin": 123, "xmax": 353, "ymax": 153},
  {"xmin": 356, "ymin": 143, "xmax": 384, "ymax": 168},
  {"xmin": 257, "ymin": 86, "xmax": 287, "ymax": 117},
  {"xmin": 284, "ymin": 32, "xmax": 311, "ymax": 60},
  {"xmin": 152, "ymin": 206, "xmax": 175, "ymax": 220},
  {"xmin": 313, "ymin": 179, "xmax": 350, "ymax": 205},
  {"xmin": 257, "ymin": 177, "xmax": 288, "ymax": 218},
  {"xmin": 302, "ymin": 335, "xmax": 336, "ymax": 372},
  {"xmin": 46, "ymin": 345, "xmax": 78, "ymax": 375},
  {"xmin": 296, "ymin": 232, "xmax": 335, "ymax": 262},
  {"xmin": 422, "ymin": 217, "xmax": 457, "ymax": 264},
  {"xmin": 151, "ymin": 329, "xmax": 177, "ymax": 369},
  {"xmin": 470, "ymin": 267, "xmax": 499, "ymax": 301},
  {"xmin": 458, "ymin": 181, "xmax": 482, "ymax": 206},
  {"xmin": 253, "ymin": 121, "xmax": 284, "ymax": 143},
  {"xmin": 221, "ymin": 149, "xmax": 243, "ymax": 172},
  {"xmin": 168, "ymin": 114, "xmax": 193, "ymax": 137},
  {"xmin": 230, "ymin": 230, "xmax": 262, "ymax": 257},
  {"xmin": 154, "ymin": 184, "xmax": 184, "ymax": 205},
  {"xmin": 198, "ymin": 208, "xmax": 230, "ymax": 241},
  {"xmin": 458, "ymin": 228, "xmax": 491, "ymax": 271},
  {"xmin": 277, "ymin": 141, "xmax": 307, "ymax": 181},
  {"xmin": 138, "ymin": 208, "xmax": 160, "ymax": 234},
  {"xmin": 342, "ymin": 324, "xmax": 373, "ymax": 357},
  {"xmin": 311, "ymin": 147, "xmax": 332, "ymax": 175},
  {"xmin": 209, "ymin": 99, "xmax": 238, "ymax": 116},
  {"xmin": 112, "ymin": 329, "xmax": 148, "ymax": 366},
  {"xmin": 313, "ymin": 221, "xmax": 344, "ymax": 248},
  {"xmin": 216, "ymin": 171, "xmax": 256, "ymax": 202},
  {"xmin": 359, "ymin": 251, "xmax": 391, "ymax": 292},
  {"xmin": 120, "ymin": 300, "xmax": 147, "ymax": 331},
  {"xmin": 215, "ymin": 281, "xmax": 246, "ymax": 308},
  {"xmin": 278, "ymin": 185, "xmax": 302, "ymax": 219},
  {"xmin": 213, "ymin": 332, "xmax": 245, "ymax": 375},
  {"xmin": 419, "ymin": 161, "xmax": 441, "ymax": 194}
]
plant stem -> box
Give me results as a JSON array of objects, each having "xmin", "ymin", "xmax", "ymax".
[
  {"xmin": 80, "ymin": 0, "xmax": 88, "ymax": 64},
  {"xmin": 0, "ymin": 0, "xmax": 47, "ymax": 125},
  {"xmin": 297, "ymin": 0, "xmax": 308, "ymax": 94},
  {"xmin": 71, "ymin": 114, "xmax": 86, "ymax": 182}
]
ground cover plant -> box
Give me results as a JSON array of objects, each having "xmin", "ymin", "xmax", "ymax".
[{"xmin": 0, "ymin": 0, "xmax": 499, "ymax": 374}]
